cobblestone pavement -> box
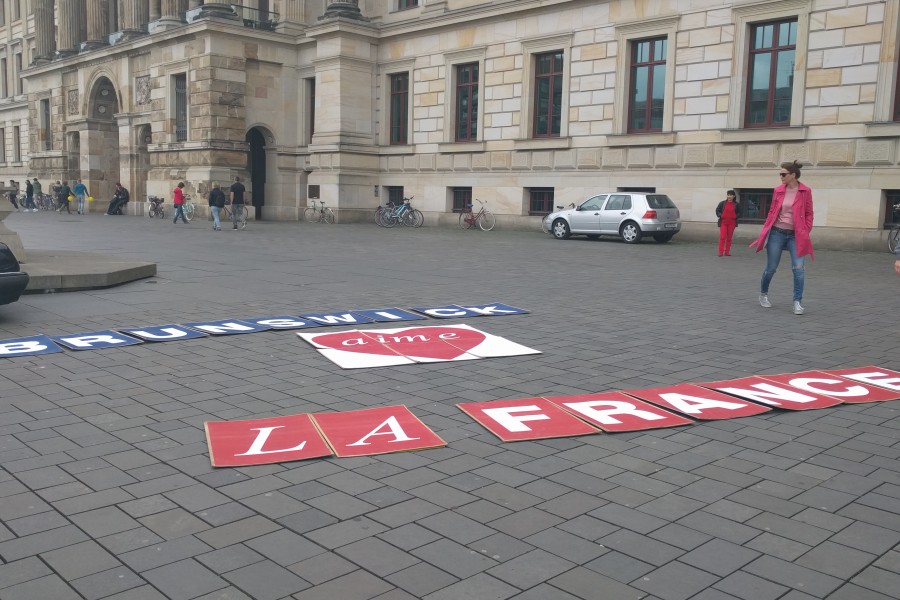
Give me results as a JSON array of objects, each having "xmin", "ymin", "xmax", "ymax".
[{"xmin": 0, "ymin": 211, "xmax": 898, "ymax": 600}]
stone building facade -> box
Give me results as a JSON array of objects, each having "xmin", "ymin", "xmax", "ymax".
[{"xmin": 0, "ymin": 0, "xmax": 898, "ymax": 248}]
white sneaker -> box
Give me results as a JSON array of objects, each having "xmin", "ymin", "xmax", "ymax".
[
  {"xmin": 759, "ymin": 294, "xmax": 772, "ymax": 308},
  {"xmin": 793, "ymin": 301, "xmax": 804, "ymax": 315}
]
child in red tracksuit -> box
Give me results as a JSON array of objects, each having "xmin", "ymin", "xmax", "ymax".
[{"xmin": 716, "ymin": 190, "xmax": 741, "ymax": 256}]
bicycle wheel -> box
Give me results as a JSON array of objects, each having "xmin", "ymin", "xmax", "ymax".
[
  {"xmin": 401, "ymin": 209, "xmax": 416, "ymax": 227},
  {"xmin": 411, "ymin": 209, "xmax": 424, "ymax": 228},
  {"xmin": 374, "ymin": 206, "xmax": 384, "ymax": 226},
  {"xmin": 303, "ymin": 207, "xmax": 318, "ymax": 223},
  {"xmin": 889, "ymin": 226, "xmax": 900, "ymax": 254},
  {"xmin": 148, "ymin": 206, "xmax": 155, "ymax": 218},
  {"xmin": 184, "ymin": 203, "xmax": 194, "ymax": 222},
  {"xmin": 323, "ymin": 208, "xmax": 335, "ymax": 224},
  {"xmin": 478, "ymin": 210, "xmax": 496, "ymax": 231},
  {"xmin": 458, "ymin": 211, "xmax": 473, "ymax": 229}
]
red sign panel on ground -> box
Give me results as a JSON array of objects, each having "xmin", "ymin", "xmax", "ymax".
[
  {"xmin": 824, "ymin": 366, "xmax": 900, "ymax": 393},
  {"xmin": 699, "ymin": 376, "xmax": 843, "ymax": 410},
  {"xmin": 544, "ymin": 392, "xmax": 694, "ymax": 432},
  {"xmin": 205, "ymin": 414, "xmax": 333, "ymax": 467},
  {"xmin": 311, "ymin": 405, "xmax": 446, "ymax": 457},
  {"xmin": 623, "ymin": 383, "xmax": 772, "ymax": 420},
  {"xmin": 760, "ymin": 370, "xmax": 900, "ymax": 404},
  {"xmin": 458, "ymin": 397, "xmax": 600, "ymax": 442}
]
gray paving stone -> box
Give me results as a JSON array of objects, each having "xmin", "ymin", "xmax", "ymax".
[
  {"xmin": 5, "ymin": 509, "xmax": 70, "ymax": 536},
  {"xmin": 0, "ymin": 574, "xmax": 82, "ymax": 600},
  {"xmin": 588, "ymin": 503, "xmax": 668, "ymax": 534},
  {"xmin": 70, "ymin": 566, "xmax": 146, "ymax": 600},
  {"xmin": 745, "ymin": 512, "xmax": 832, "ymax": 546},
  {"xmin": 0, "ymin": 556, "xmax": 54, "ymax": 589},
  {"xmin": 291, "ymin": 569, "xmax": 393, "ymax": 600},
  {"xmin": 412, "ymin": 538, "xmax": 498, "ymax": 578},
  {"xmin": 119, "ymin": 535, "xmax": 215, "ymax": 572},
  {"xmin": 422, "ymin": 572, "xmax": 520, "ymax": 600},
  {"xmin": 743, "ymin": 555, "xmax": 844, "ymax": 597},
  {"xmin": 303, "ymin": 517, "xmax": 388, "ymax": 549},
  {"xmin": 138, "ymin": 507, "xmax": 211, "ymax": 540},
  {"xmin": 713, "ymin": 571, "xmax": 789, "ymax": 600},
  {"xmin": 849, "ymin": 566, "xmax": 900, "ymax": 598},
  {"xmin": 744, "ymin": 532, "xmax": 812, "ymax": 561},
  {"xmin": 676, "ymin": 512, "xmax": 761, "ymax": 545},
  {"xmin": 368, "ymin": 498, "xmax": 443, "ymax": 528},
  {"xmin": 41, "ymin": 540, "xmax": 122, "ymax": 580},
  {"xmin": 288, "ymin": 552, "xmax": 358, "ymax": 585},
  {"xmin": 222, "ymin": 559, "xmax": 310, "ymax": 600},
  {"xmin": 97, "ymin": 527, "xmax": 165, "ymax": 555},
  {"xmin": 0, "ymin": 524, "xmax": 89, "ymax": 562},
  {"xmin": 336, "ymin": 537, "xmax": 420, "ymax": 577},
  {"xmin": 385, "ymin": 562, "xmax": 458, "ymax": 597},
  {"xmin": 679, "ymin": 539, "xmax": 760, "ymax": 577},
  {"xmin": 0, "ymin": 491, "xmax": 52, "ymax": 521},
  {"xmin": 197, "ymin": 544, "xmax": 265, "ymax": 574},
  {"xmin": 795, "ymin": 540, "xmax": 877, "ymax": 580},
  {"xmin": 583, "ymin": 550, "xmax": 654, "ymax": 583},
  {"xmin": 488, "ymin": 506, "xmax": 564, "ymax": 538},
  {"xmin": 194, "ymin": 516, "xmax": 282, "ymax": 549},
  {"xmin": 244, "ymin": 529, "xmax": 325, "ymax": 566},
  {"xmin": 142, "ymin": 559, "xmax": 229, "ymax": 600},
  {"xmin": 633, "ymin": 561, "xmax": 719, "ymax": 600},
  {"xmin": 548, "ymin": 566, "xmax": 646, "ymax": 599},
  {"xmin": 597, "ymin": 528, "xmax": 684, "ymax": 567},
  {"xmin": 418, "ymin": 510, "xmax": 496, "ymax": 544}
]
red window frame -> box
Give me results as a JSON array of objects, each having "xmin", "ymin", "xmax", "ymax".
[
  {"xmin": 529, "ymin": 188, "xmax": 555, "ymax": 215},
  {"xmin": 533, "ymin": 51, "xmax": 563, "ymax": 138},
  {"xmin": 455, "ymin": 63, "xmax": 479, "ymax": 142},
  {"xmin": 738, "ymin": 188, "xmax": 774, "ymax": 223},
  {"xmin": 389, "ymin": 73, "xmax": 409, "ymax": 145},
  {"xmin": 628, "ymin": 37, "xmax": 666, "ymax": 133},
  {"xmin": 745, "ymin": 19, "xmax": 797, "ymax": 128},
  {"xmin": 453, "ymin": 187, "xmax": 472, "ymax": 213}
]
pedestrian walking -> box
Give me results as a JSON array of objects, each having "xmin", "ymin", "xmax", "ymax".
[
  {"xmin": 229, "ymin": 176, "xmax": 246, "ymax": 230},
  {"xmin": 172, "ymin": 182, "xmax": 188, "ymax": 224},
  {"xmin": 6, "ymin": 181, "xmax": 19, "ymax": 211},
  {"xmin": 56, "ymin": 181, "xmax": 73, "ymax": 214},
  {"xmin": 73, "ymin": 179, "xmax": 90, "ymax": 214},
  {"xmin": 208, "ymin": 183, "xmax": 226, "ymax": 230},
  {"xmin": 32, "ymin": 178, "xmax": 42, "ymax": 210},
  {"xmin": 750, "ymin": 160, "xmax": 814, "ymax": 315},
  {"xmin": 24, "ymin": 179, "xmax": 36, "ymax": 211},
  {"xmin": 716, "ymin": 190, "xmax": 741, "ymax": 256}
]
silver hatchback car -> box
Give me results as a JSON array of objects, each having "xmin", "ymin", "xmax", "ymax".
[{"xmin": 543, "ymin": 192, "xmax": 682, "ymax": 243}]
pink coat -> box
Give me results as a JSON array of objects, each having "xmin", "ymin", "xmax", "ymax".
[{"xmin": 749, "ymin": 182, "xmax": 814, "ymax": 260}]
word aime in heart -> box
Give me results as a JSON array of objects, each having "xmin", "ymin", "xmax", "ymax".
[
  {"xmin": 204, "ymin": 366, "xmax": 900, "ymax": 467},
  {"xmin": 0, "ymin": 303, "xmax": 527, "ymax": 358},
  {"xmin": 298, "ymin": 324, "xmax": 540, "ymax": 368}
]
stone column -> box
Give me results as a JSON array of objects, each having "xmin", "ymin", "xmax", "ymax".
[
  {"xmin": 33, "ymin": 0, "xmax": 56, "ymax": 63},
  {"xmin": 57, "ymin": 0, "xmax": 88, "ymax": 57},
  {"xmin": 83, "ymin": 0, "xmax": 110, "ymax": 50},
  {"xmin": 150, "ymin": 0, "xmax": 181, "ymax": 30},
  {"xmin": 321, "ymin": 0, "xmax": 366, "ymax": 20},
  {"xmin": 149, "ymin": 0, "xmax": 161, "ymax": 22},
  {"xmin": 118, "ymin": 0, "xmax": 150, "ymax": 37},
  {"xmin": 276, "ymin": 0, "xmax": 305, "ymax": 34}
]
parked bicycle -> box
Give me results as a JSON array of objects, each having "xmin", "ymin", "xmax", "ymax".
[
  {"xmin": 888, "ymin": 202, "xmax": 900, "ymax": 253},
  {"xmin": 458, "ymin": 199, "xmax": 495, "ymax": 231},
  {"xmin": 35, "ymin": 193, "xmax": 56, "ymax": 211},
  {"xmin": 183, "ymin": 194, "xmax": 195, "ymax": 222},
  {"xmin": 305, "ymin": 200, "xmax": 335, "ymax": 224},
  {"xmin": 222, "ymin": 203, "xmax": 248, "ymax": 229},
  {"xmin": 148, "ymin": 195, "xmax": 165, "ymax": 218},
  {"xmin": 376, "ymin": 197, "xmax": 423, "ymax": 228}
]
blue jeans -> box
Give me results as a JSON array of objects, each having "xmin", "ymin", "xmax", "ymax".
[
  {"xmin": 173, "ymin": 205, "xmax": 188, "ymax": 223},
  {"xmin": 211, "ymin": 206, "xmax": 221, "ymax": 229},
  {"xmin": 77, "ymin": 194, "xmax": 86, "ymax": 214},
  {"xmin": 760, "ymin": 227, "xmax": 805, "ymax": 301}
]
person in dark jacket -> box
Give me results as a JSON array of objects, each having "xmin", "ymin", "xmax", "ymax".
[
  {"xmin": 106, "ymin": 183, "xmax": 130, "ymax": 215},
  {"xmin": 208, "ymin": 183, "xmax": 226, "ymax": 230},
  {"xmin": 56, "ymin": 181, "xmax": 73, "ymax": 214},
  {"xmin": 715, "ymin": 190, "xmax": 741, "ymax": 257},
  {"xmin": 24, "ymin": 179, "xmax": 35, "ymax": 211}
]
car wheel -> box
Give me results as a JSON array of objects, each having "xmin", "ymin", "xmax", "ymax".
[
  {"xmin": 653, "ymin": 233, "xmax": 674, "ymax": 243},
  {"xmin": 620, "ymin": 221, "xmax": 642, "ymax": 244},
  {"xmin": 551, "ymin": 219, "xmax": 571, "ymax": 239}
]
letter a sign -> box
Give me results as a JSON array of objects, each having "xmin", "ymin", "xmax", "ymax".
[
  {"xmin": 311, "ymin": 406, "xmax": 446, "ymax": 457},
  {"xmin": 205, "ymin": 414, "xmax": 333, "ymax": 467}
]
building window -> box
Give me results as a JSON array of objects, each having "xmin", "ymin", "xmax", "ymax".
[
  {"xmin": 40, "ymin": 98, "xmax": 51, "ymax": 151},
  {"xmin": 894, "ymin": 64, "xmax": 900, "ymax": 122},
  {"xmin": 452, "ymin": 187, "xmax": 471, "ymax": 213},
  {"xmin": 173, "ymin": 74, "xmax": 187, "ymax": 142},
  {"xmin": 454, "ymin": 63, "xmax": 478, "ymax": 142},
  {"xmin": 0, "ymin": 0, "xmax": 5, "ymax": 26},
  {"xmin": 14, "ymin": 53, "xmax": 21, "ymax": 95},
  {"xmin": 745, "ymin": 19, "xmax": 797, "ymax": 128},
  {"xmin": 306, "ymin": 77, "xmax": 315, "ymax": 145},
  {"xmin": 529, "ymin": 188, "xmax": 555, "ymax": 215},
  {"xmin": 389, "ymin": 73, "xmax": 409, "ymax": 145},
  {"xmin": 398, "ymin": 0, "xmax": 418, "ymax": 9},
  {"xmin": 387, "ymin": 186, "xmax": 404, "ymax": 206},
  {"xmin": 0, "ymin": 128, "xmax": 5, "ymax": 163},
  {"xmin": 533, "ymin": 51, "xmax": 563, "ymax": 138},
  {"xmin": 738, "ymin": 188, "xmax": 773, "ymax": 222},
  {"xmin": 12, "ymin": 0, "xmax": 18, "ymax": 20},
  {"xmin": 628, "ymin": 37, "xmax": 666, "ymax": 133},
  {"xmin": 885, "ymin": 190, "xmax": 900, "ymax": 228},
  {"xmin": 12, "ymin": 126, "xmax": 20, "ymax": 162},
  {"xmin": 0, "ymin": 59, "xmax": 6, "ymax": 98}
]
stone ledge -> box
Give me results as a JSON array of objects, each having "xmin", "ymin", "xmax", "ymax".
[{"xmin": 21, "ymin": 250, "xmax": 157, "ymax": 293}]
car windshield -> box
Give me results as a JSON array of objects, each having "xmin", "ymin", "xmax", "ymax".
[{"xmin": 646, "ymin": 195, "xmax": 676, "ymax": 209}]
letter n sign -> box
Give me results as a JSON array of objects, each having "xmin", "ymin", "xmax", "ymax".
[{"xmin": 204, "ymin": 414, "xmax": 333, "ymax": 467}]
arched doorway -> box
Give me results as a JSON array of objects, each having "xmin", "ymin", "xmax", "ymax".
[
  {"xmin": 246, "ymin": 127, "xmax": 267, "ymax": 220},
  {"xmin": 84, "ymin": 77, "xmax": 121, "ymax": 208}
]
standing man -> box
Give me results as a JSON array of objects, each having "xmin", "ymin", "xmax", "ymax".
[
  {"xmin": 208, "ymin": 183, "xmax": 226, "ymax": 231},
  {"xmin": 32, "ymin": 178, "xmax": 43, "ymax": 209},
  {"xmin": 72, "ymin": 179, "xmax": 90, "ymax": 215},
  {"xmin": 56, "ymin": 180, "xmax": 72, "ymax": 214},
  {"xmin": 24, "ymin": 179, "xmax": 35, "ymax": 211},
  {"xmin": 229, "ymin": 176, "xmax": 246, "ymax": 230},
  {"xmin": 172, "ymin": 182, "xmax": 188, "ymax": 224}
]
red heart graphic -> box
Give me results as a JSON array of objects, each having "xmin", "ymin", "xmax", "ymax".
[{"xmin": 310, "ymin": 327, "xmax": 486, "ymax": 360}]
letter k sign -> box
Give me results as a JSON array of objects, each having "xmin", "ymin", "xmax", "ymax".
[{"xmin": 205, "ymin": 414, "xmax": 333, "ymax": 467}]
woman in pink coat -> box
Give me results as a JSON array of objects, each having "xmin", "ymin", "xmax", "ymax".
[{"xmin": 749, "ymin": 160, "xmax": 814, "ymax": 315}]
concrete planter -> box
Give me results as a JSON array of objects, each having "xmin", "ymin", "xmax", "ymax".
[{"xmin": 0, "ymin": 207, "xmax": 26, "ymax": 263}]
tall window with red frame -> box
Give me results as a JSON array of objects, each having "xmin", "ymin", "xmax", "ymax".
[
  {"xmin": 628, "ymin": 37, "xmax": 666, "ymax": 133},
  {"xmin": 529, "ymin": 188, "xmax": 555, "ymax": 215},
  {"xmin": 745, "ymin": 19, "xmax": 797, "ymax": 128},
  {"xmin": 533, "ymin": 51, "xmax": 563, "ymax": 138},
  {"xmin": 390, "ymin": 73, "xmax": 409, "ymax": 145},
  {"xmin": 455, "ymin": 63, "xmax": 479, "ymax": 142}
]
